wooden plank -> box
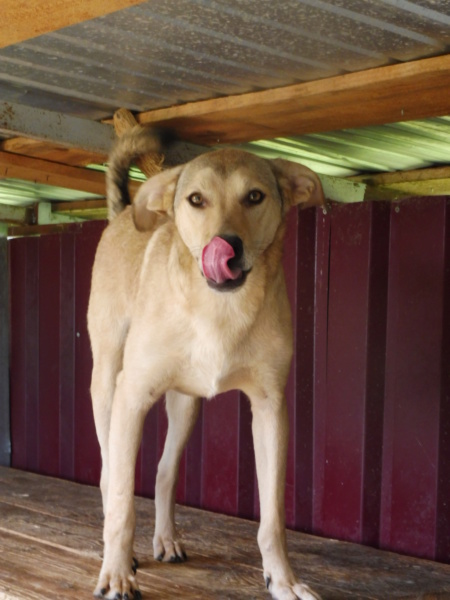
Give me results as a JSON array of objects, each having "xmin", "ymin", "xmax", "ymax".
[
  {"xmin": 0, "ymin": 151, "xmax": 108, "ymax": 195},
  {"xmin": 52, "ymin": 199, "xmax": 108, "ymax": 221},
  {"xmin": 38, "ymin": 202, "xmax": 85, "ymax": 225},
  {"xmin": 0, "ymin": 531, "xmax": 100, "ymax": 600},
  {"xmin": 136, "ymin": 55, "xmax": 450, "ymax": 145},
  {"xmin": 1, "ymin": 137, "xmax": 107, "ymax": 167},
  {"xmin": 354, "ymin": 166, "xmax": 450, "ymax": 187},
  {"xmin": 366, "ymin": 179, "xmax": 450, "ymax": 201},
  {"xmin": 0, "ymin": 0, "xmax": 146, "ymax": 48},
  {"xmin": 2, "ymin": 467, "xmax": 450, "ymax": 599},
  {"xmin": 52, "ymin": 199, "xmax": 106, "ymax": 214},
  {"xmin": 353, "ymin": 166, "xmax": 450, "ymax": 201},
  {"xmin": 0, "ymin": 151, "xmax": 132, "ymax": 203},
  {"xmin": 0, "ymin": 103, "xmax": 205, "ymax": 165}
]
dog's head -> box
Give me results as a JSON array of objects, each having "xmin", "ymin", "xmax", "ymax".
[{"xmin": 133, "ymin": 149, "xmax": 324, "ymax": 291}]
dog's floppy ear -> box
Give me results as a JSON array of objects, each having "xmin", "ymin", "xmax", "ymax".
[
  {"xmin": 132, "ymin": 165, "xmax": 183, "ymax": 231},
  {"xmin": 270, "ymin": 158, "xmax": 324, "ymax": 212}
]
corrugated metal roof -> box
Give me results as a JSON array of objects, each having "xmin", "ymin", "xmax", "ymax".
[
  {"xmin": 0, "ymin": 0, "xmax": 449, "ymax": 119},
  {"xmin": 0, "ymin": 179, "xmax": 101, "ymax": 206},
  {"xmin": 245, "ymin": 116, "xmax": 450, "ymax": 176}
]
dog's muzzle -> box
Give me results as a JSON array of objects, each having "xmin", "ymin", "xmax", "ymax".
[{"xmin": 202, "ymin": 235, "xmax": 249, "ymax": 291}]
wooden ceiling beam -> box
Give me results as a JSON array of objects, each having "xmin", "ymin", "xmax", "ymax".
[
  {"xmin": 0, "ymin": 150, "xmax": 145, "ymax": 198},
  {"xmin": 0, "ymin": 102, "xmax": 116, "ymax": 154},
  {"xmin": 0, "ymin": 102, "xmax": 205, "ymax": 165},
  {"xmin": 353, "ymin": 165, "xmax": 450, "ymax": 201},
  {"xmin": 136, "ymin": 55, "xmax": 450, "ymax": 146},
  {"xmin": 0, "ymin": 151, "xmax": 108, "ymax": 195},
  {"xmin": 52, "ymin": 199, "xmax": 107, "ymax": 221},
  {"xmin": 0, "ymin": 0, "xmax": 146, "ymax": 48},
  {"xmin": 1, "ymin": 138, "xmax": 107, "ymax": 167}
]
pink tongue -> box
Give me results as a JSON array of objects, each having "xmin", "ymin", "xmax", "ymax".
[{"xmin": 202, "ymin": 237, "xmax": 242, "ymax": 284}]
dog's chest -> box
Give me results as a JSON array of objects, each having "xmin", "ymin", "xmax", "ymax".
[{"xmin": 174, "ymin": 316, "xmax": 249, "ymax": 399}]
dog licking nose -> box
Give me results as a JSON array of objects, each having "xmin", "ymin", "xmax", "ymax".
[{"xmin": 202, "ymin": 236, "xmax": 243, "ymax": 284}]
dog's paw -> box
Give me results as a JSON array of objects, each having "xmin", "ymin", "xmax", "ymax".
[
  {"xmin": 264, "ymin": 574, "xmax": 322, "ymax": 600},
  {"xmin": 153, "ymin": 534, "xmax": 187, "ymax": 564},
  {"xmin": 94, "ymin": 566, "xmax": 141, "ymax": 600}
]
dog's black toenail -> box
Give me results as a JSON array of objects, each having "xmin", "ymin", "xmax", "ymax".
[
  {"xmin": 156, "ymin": 552, "xmax": 164, "ymax": 561},
  {"xmin": 134, "ymin": 591, "xmax": 142, "ymax": 600},
  {"xmin": 169, "ymin": 554, "xmax": 182, "ymax": 563},
  {"xmin": 182, "ymin": 550, "xmax": 187, "ymax": 561},
  {"xmin": 114, "ymin": 594, "xmax": 122, "ymax": 600},
  {"xmin": 265, "ymin": 575, "xmax": 271, "ymax": 590},
  {"xmin": 100, "ymin": 589, "xmax": 107, "ymax": 596},
  {"xmin": 124, "ymin": 594, "xmax": 129, "ymax": 600}
]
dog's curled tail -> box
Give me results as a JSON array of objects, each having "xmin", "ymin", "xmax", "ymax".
[{"xmin": 106, "ymin": 126, "xmax": 172, "ymax": 221}]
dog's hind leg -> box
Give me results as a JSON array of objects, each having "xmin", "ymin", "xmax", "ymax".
[{"xmin": 153, "ymin": 391, "xmax": 201, "ymax": 563}]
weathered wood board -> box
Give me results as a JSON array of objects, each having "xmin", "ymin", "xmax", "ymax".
[
  {"xmin": 1, "ymin": 467, "xmax": 450, "ymax": 599},
  {"xmin": 0, "ymin": 1, "xmax": 145, "ymax": 48}
]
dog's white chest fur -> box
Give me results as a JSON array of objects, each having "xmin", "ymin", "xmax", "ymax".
[
  {"xmin": 169, "ymin": 307, "xmax": 247, "ymax": 399},
  {"xmin": 187, "ymin": 340, "xmax": 230, "ymax": 398}
]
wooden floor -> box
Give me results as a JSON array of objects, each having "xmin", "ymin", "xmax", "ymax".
[{"xmin": 1, "ymin": 467, "xmax": 450, "ymax": 599}]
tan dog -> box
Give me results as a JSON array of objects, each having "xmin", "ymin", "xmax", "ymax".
[{"xmin": 88, "ymin": 127, "xmax": 324, "ymax": 600}]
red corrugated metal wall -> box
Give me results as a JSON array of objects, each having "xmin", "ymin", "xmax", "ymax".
[{"xmin": 8, "ymin": 197, "xmax": 450, "ymax": 562}]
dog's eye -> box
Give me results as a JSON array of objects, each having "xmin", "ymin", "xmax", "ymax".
[
  {"xmin": 246, "ymin": 189, "xmax": 265, "ymax": 205},
  {"xmin": 187, "ymin": 192, "xmax": 205, "ymax": 208}
]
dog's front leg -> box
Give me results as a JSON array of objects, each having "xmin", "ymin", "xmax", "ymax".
[
  {"xmin": 250, "ymin": 394, "xmax": 321, "ymax": 600},
  {"xmin": 94, "ymin": 374, "xmax": 152, "ymax": 600}
]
